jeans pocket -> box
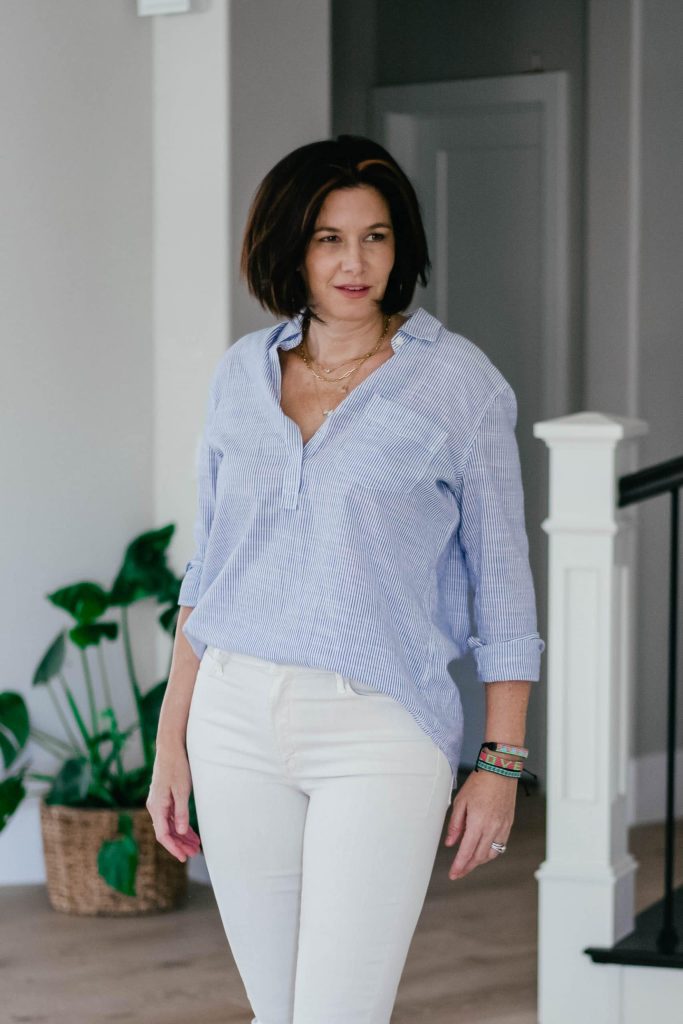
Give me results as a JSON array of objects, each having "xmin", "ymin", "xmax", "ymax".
[
  {"xmin": 200, "ymin": 646, "xmax": 229, "ymax": 677},
  {"xmin": 345, "ymin": 676, "xmax": 388, "ymax": 697}
]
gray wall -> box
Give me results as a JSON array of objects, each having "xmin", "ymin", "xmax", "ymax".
[{"xmin": 634, "ymin": 1, "xmax": 683, "ymax": 756}]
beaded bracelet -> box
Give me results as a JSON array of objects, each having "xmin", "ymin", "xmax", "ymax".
[{"xmin": 474, "ymin": 741, "xmax": 538, "ymax": 795}]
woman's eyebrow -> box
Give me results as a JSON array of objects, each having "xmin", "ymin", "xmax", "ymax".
[{"xmin": 312, "ymin": 222, "xmax": 393, "ymax": 232}]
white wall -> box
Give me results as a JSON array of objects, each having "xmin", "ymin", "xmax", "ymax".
[{"xmin": 0, "ymin": 1, "xmax": 155, "ymax": 881}]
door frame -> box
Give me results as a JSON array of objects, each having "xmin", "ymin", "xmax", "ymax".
[{"xmin": 371, "ymin": 71, "xmax": 572, "ymax": 422}]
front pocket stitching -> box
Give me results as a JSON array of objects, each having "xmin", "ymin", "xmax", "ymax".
[{"xmin": 364, "ymin": 396, "xmax": 449, "ymax": 452}]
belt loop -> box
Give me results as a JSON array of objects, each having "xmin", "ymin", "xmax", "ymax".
[{"xmin": 335, "ymin": 671, "xmax": 346, "ymax": 694}]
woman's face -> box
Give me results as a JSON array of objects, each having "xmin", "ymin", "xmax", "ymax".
[{"xmin": 301, "ymin": 184, "xmax": 395, "ymax": 322}]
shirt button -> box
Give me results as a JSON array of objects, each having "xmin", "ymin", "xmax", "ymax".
[{"xmin": 394, "ymin": 337, "xmax": 405, "ymax": 347}]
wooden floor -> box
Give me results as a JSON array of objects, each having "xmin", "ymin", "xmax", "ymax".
[{"xmin": 1, "ymin": 792, "xmax": 681, "ymax": 1024}]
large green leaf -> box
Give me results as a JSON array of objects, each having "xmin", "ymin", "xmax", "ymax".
[
  {"xmin": 44, "ymin": 756, "xmax": 92, "ymax": 805},
  {"xmin": 97, "ymin": 813, "xmax": 138, "ymax": 896},
  {"xmin": 0, "ymin": 773, "xmax": 26, "ymax": 831},
  {"xmin": 46, "ymin": 582, "xmax": 109, "ymax": 625},
  {"xmin": 0, "ymin": 692, "xmax": 30, "ymax": 769},
  {"xmin": 156, "ymin": 569, "xmax": 182, "ymax": 605},
  {"xmin": 32, "ymin": 631, "xmax": 67, "ymax": 686},
  {"xmin": 68, "ymin": 621, "xmax": 118, "ymax": 650},
  {"xmin": 109, "ymin": 525, "xmax": 176, "ymax": 606}
]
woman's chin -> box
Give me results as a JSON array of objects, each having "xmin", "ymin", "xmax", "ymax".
[{"xmin": 324, "ymin": 293, "xmax": 381, "ymax": 319}]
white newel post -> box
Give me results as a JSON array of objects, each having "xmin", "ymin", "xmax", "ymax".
[{"xmin": 532, "ymin": 412, "xmax": 648, "ymax": 1024}]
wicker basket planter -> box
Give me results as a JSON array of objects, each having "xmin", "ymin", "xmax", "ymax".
[{"xmin": 39, "ymin": 800, "xmax": 188, "ymax": 916}]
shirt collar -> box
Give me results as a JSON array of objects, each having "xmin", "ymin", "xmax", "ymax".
[{"xmin": 270, "ymin": 306, "xmax": 443, "ymax": 351}]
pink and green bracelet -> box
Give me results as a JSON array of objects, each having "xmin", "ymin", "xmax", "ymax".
[{"xmin": 474, "ymin": 741, "xmax": 538, "ymax": 794}]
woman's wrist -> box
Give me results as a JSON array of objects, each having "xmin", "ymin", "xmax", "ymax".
[{"xmin": 155, "ymin": 732, "xmax": 188, "ymax": 757}]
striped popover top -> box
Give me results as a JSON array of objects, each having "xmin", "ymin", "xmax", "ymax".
[{"xmin": 178, "ymin": 306, "xmax": 545, "ymax": 783}]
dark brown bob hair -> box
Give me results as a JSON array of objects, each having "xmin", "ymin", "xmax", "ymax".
[{"xmin": 240, "ymin": 134, "xmax": 431, "ymax": 321}]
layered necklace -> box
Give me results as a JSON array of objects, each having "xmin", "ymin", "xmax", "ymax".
[{"xmin": 294, "ymin": 313, "xmax": 393, "ymax": 416}]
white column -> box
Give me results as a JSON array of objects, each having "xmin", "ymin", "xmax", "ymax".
[{"xmin": 533, "ymin": 411, "xmax": 648, "ymax": 1023}]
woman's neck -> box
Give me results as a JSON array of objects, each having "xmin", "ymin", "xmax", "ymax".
[{"xmin": 303, "ymin": 310, "xmax": 408, "ymax": 364}]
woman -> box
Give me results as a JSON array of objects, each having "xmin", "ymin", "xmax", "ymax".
[{"xmin": 148, "ymin": 134, "xmax": 545, "ymax": 1023}]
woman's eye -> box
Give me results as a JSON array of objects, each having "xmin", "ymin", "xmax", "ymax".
[{"xmin": 317, "ymin": 233, "xmax": 387, "ymax": 243}]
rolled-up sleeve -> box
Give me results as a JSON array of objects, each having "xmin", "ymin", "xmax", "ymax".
[
  {"xmin": 177, "ymin": 367, "xmax": 222, "ymax": 608},
  {"xmin": 457, "ymin": 383, "xmax": 545, "ymax": 682}
]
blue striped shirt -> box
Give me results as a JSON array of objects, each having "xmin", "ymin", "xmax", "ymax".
[{"xmin": 178, "ymin": 306, "xmax": 545, "ymax": 782}]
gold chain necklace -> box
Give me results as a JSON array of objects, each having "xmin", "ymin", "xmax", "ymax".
[{"xmin": 295, "ymin": 315, "xmax": 393, "ymax": 416}]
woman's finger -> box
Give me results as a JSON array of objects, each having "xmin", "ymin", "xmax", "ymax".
[
  {"xmin": 148, "ymin": 801, "xmax": 197, "ymax": 861},
  {"xmin": 444, "ymin": 798, "xmax": 467, "ymax": 847},
  {"xmin": 448, "ymin": 820, "xmax": 482, "ymax": 878}
]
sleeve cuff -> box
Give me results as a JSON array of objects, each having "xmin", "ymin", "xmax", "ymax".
[
  {"xmin": 467, "ymin": 633, "xmax": 545, "ymax": 682},
  {"xmin": 177, "ymin": 560, "xmax": 202, "ymax": 607}
]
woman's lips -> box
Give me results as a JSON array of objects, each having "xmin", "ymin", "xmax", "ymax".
[{"xmin": 335, "ymin": 285, "xmax": 370, "ymax": 297}]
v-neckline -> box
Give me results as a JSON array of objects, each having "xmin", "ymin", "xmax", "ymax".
[{"xmin": 272, "ymin": 323, "xmax": 410, "ymax": 454}]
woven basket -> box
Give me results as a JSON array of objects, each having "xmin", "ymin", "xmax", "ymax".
[{"xmin": 39, "ymin": 800, "xmax": 188, "ymax": 916}]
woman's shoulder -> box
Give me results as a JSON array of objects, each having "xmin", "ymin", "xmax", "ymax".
[
  {"xmin": 209, "ymin": 320, "xmax": 288, "ymax": 385},
  {"xmin": 417, "ymin": 307, "xmax": 513, "ymax": 401}
]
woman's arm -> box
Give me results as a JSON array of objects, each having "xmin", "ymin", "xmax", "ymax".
[
  {"xmin": 444, "ymin": 680, "xmax": 532, "ymax": 880},
  {"xmin": 444, "ymin": 384, "xmax": 543, "ymax": 879},
  {"xmin": 155, "ymin": 605, "xmax": 201, "ymax": 753},
  {"xmin": 457, "ymin": 383, "xmax": 545, "ymax": 683},
  {"xmin": 483, "ymin": 679, "xmax": 532, "ymax": 747},
  {"xmin": 146, "ymin": 606, "xmax": 202, "ymax": 862}
]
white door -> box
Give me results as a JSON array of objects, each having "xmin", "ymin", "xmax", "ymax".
[{"xmin": 372, "ymin": 73, "xmax": 573, "ymax": 781}]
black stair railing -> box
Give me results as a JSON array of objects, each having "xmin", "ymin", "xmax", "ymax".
[{"xmin": 618, "ymin": 454, "xmax": 683, "ymax": 956}]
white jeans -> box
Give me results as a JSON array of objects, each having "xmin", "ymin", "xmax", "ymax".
[{"xmin": 186, "ymin": 645, "xmax": 455, "ymax": 1024}]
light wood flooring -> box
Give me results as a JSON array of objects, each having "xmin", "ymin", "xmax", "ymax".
[{"xmin": 1, "ymin": 791, "xmax": 681, "ymax": 1024}]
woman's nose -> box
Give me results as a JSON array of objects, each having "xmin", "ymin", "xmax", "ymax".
[{"xmin": 338, "ymin": 240, "xmax": 364, "ymax": 270}]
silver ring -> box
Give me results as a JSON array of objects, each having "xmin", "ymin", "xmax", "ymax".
[{"xmin": 490, "ymin": 841, "xmax": 507, "ymax": 854}]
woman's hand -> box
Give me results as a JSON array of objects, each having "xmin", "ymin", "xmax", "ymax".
[
  {"xmin": 146, "ymin": 745, "xmax": 202, "ymax": 863},
  {"xmin": 444, "ymin": 769, "xmax": 518, "ymax": 880}
]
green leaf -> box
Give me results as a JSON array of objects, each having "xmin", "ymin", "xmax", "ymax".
[
  {"xmin": 0, "ymin": 773, "xmax": 27, "ymax": 831},
  {"xmin": 87, "ymin": 782, "xmax": 117, "ymax": 806},
  {"xmin": 188, "ymin": 787, "xmax": 200, "ymax": 839},
  {"xmin": 0, "ymin": 692, "xmax": 30, "ymax": 769},
  {"xmin": 44, "ymin": 757, "xmax": 92, "ymax": 806},
  {"xmin": 155, "ymin": 568, "xmax": 182, "ymax": 604},
  {"xmin": 140, "ymin": 680, "xmax": 167, "ymax": 745},
  {"xmin": 68, "ymin": 621, "xmax": 119, "ymax": 650},
  {"xmin": 32, "ymin": 631, "xmax": 67, "ymax": 686},
  {"xmin": 158, "ymin": 602, "xmax": 180, "ymax": 636},
  {"xmin": 97, "ymin": 813, "xmax": 138, "ymax": 896},
  {"xmin": 47, "ymin": 582, "xmax": 109, "ymax": 625},
  {"xmin": 109, "ymin": 525, "xmax": 176, "ymax": 606},
  {"xmin": 114, "ymin": 765, "xmax": 152, "ymax": 806}
]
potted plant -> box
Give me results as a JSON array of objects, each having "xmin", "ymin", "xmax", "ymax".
[{"xmin": 0, "ymin": 524, "xmax": 200, "ymax": 915}]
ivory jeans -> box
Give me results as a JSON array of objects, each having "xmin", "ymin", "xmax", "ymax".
[{"xmin": 185, "ymin": 644, "xmax": 455, "ymax": 1024}]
